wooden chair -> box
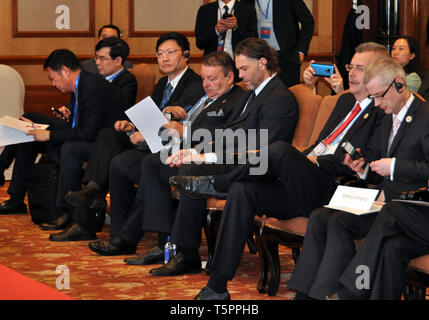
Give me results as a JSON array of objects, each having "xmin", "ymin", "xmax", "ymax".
[{"xmin": 405, "ymin": 255, "xmax": 429, "ymax": 300}]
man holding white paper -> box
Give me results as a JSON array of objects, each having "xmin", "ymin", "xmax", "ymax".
[
  {"xmin": 289, "ymin": 57, "xmax": 429, "ymax": 300},
  {"xmin": 50, "ymin": 32, "xmax": 204, "ymax": 241},
  {"xmin": 0, "ymin": 49, "xmax": 113, "ymax": 215}
]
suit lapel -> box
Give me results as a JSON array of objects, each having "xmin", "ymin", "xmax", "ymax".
[
  {"xmin": 343, "ymin": 101, "xmax": 375, "ymax": 140},
  {"xmin": 387, "ymin": 97, "xmax": 420, "ymax": 157},
  {"xmin": 167, "ymin": 68, "xmax": 192, "ymax": 105},
  {"xmin": 230, "ymin": 76, "xmax": 279, "ymax": 125}
]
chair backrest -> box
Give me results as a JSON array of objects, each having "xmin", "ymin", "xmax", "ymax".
[
  {"xmin": 0, "ymin": 65, "xmax": 25, "ymax": 119},
  {"xmin": 307, "ymin": 90, "xmax": 349, "ymax": 148},
  {"xmin": 128, "ymin": 63, "xmax": 156, "ymax": 103},
  {"xmin": 289, "ymin": 84, "xmax": 322, "ymax": 150}
]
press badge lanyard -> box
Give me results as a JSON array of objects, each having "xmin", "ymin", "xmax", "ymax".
[
  {"xmin": 161, "ymin": 82, "xmax": 175, "ymax": 110},
  {"xmin": 72, "ymin": 73, "xmax": 80, "ymax": 128},
  {"xmin": 256, "ymin": 0, "xmax": 272, "ymax": 39}
]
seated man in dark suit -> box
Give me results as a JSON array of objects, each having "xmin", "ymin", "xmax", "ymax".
[
  {"xmin": 288, "ymin": 57, "xmax": 429, "ymax": 300},
  {"xmin": 195, "ymin": 0, "xmax": 257, "ymax": 58},
  {"xmin": 81, "ymin": 24, "xmax": 133, "ymax": 74},
  {"xmin": 87, "ymin": 51, "xmax": 246, "ymax": 256},
  {"xmin": 337, "ymin": 200, "xmax": 429, "ymax": 300},
  {"xmin": 39, "ymin": 37, "xmax": 137, "ymax": 232},
  {"xmin": 49, "ymin": 32, "xmax": 204, "ymax": 241},
  {"xmin": 125, "ymin": 38, "xmax": 299, "ymax": 275},
  {"xmin": 170, "ymin": 42, "xmax": 389, "ymax": 300},
  {"xmin": 0, "ymin": 49, "xmax": 113, "ymax": 215}
]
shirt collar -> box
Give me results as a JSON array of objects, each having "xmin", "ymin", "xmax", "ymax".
[
  {"xmin": 168, "ymin": 67, "xmax": 188, "ymax": 89},
  {"xmin": 393, "ymin": 94, "xmax": 414, "ymax": 122},
  {"xmin": 105, "ymin": 67, "xmax": 124, "ymax": 82},
  {"xmin": 254, "ymin": 73, "xmax": 276, "ymax": 96},
  {"xmin": 219, "ymin": 0, "xmax": 235, "ymax": 11}
]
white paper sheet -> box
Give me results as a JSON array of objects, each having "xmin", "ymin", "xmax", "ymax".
[
  {"xmin": 125, "ymin": 96, "xmax": 168, "ymax": 153},
  {"xmin": 0, "ymin": 116, "xmax": 50, "ymax": 147},
  {"xmin": 324, "ymin": 185, "xmax": 383, "ymax": 215},
  {"xmin": 0, "ymin": 115, "xmax": 49, "ymax": 133}
]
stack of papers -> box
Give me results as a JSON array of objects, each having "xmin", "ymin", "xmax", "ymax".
[{"xmin": 0, "ymin": 115, "xmax": 49, "ymax": 147}]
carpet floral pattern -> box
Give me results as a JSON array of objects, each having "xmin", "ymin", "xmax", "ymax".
[{"xmin": 0, "ymin": 184, "xmax": 296, "ymax": 300}]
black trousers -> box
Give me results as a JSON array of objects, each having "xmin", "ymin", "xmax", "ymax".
[
  {"xmin": 56, "ymin": 141, "xmax": 93, "ymax": 209},
  {"xmin": 0, "ymin": 113, "xmax": 68, "ymax": 203},
  {"xmin": 339, "ymin": 201, "xmax": 429, "ymax": 299},
  {"xmin": 81, "ymin": 128, "xmax": 135, "ymax": 193},
  {"xmin": 287, "ymin": 208, "xmax": 377, "ymax": 299},
  {"xmin": 278, "ymin": 53, "xmax": 301, "ymax": 88}
]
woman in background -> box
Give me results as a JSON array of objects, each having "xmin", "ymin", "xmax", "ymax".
[{"xmin": 391, "ymin": 36, "xmax": 422, "ymax": 92}]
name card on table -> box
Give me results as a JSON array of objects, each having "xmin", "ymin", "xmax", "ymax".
[{"xmin": 324, "ymin": 185, "xmax": 383, "ymax": 215}]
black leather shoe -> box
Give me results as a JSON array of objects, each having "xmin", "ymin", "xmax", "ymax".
[
  {"xmin": 169, "ymin": 176, "xmax": 228, "ymax": 199},
  {"xmin": 39, "ymin": 213, "xmax": 71, "ymax": 231},
  {"xmin": 194, "ymin": 286, "xmax": 230, "ymax": 300},
  {"xmin": 49, "ymin": 223, "xmax": 97, "ymax": 242},
  {"xmin": 64, "ymin": 186, "xmax": 107, "ymax": 209},
  {"xmin": 0, "ymin": 200, "xmax": 27, "ymax": 215},
  {"xmin": 89, "ymin": 235, "xmax": 136, "ymax": 256},
  {"xmin": 124, "ymin": 246, "xmax": 163, "ymax": 265},
  {"xmin": 149, "ymin": 252, "xmax": 201, "ymax": 276}
]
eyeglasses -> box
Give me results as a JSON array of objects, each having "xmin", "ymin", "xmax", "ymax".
[
  {"xmin": 368, "ymin": 79, "xmax": 395, "ymax": 100},
  {"xmin": 156, "ymin": 49, "xmax": 182, "ymax": 58},
  {"xmin": 94, "ymin": 55, "xmax": 112, "ymax": 62},
  {"xmin": 345, "ymin": 64, "xmax": 366, "ymax": 73}
]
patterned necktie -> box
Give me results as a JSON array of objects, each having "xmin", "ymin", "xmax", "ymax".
[
  {"xmin": 391, "ymin": 116, "xmax": 401, "ymax": 140},
  {"xmin": 324, "ymin": 103, "xmax": 361, "ymax": 145},
  {"xmin": 188, "ymin": 97, "xmax": 213, "ymax": 124},
  {"xmin": 161, "ymin": 82, "xmax": 173, "ymax": 110}
]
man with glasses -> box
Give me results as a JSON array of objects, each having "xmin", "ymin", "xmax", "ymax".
[
  {"xmin": 289, "ymin": 56, "xmax": 429, "ymax": 300},
  {"xmin": 46, "ymin": 32, "xmax": 204, "ymax": 240},
  {"xmin": 169, "ymin": 42, "xmax": 388, "ymax": 300},
  {"xmin": 40, "ymin": 37, "xmax": 138, "ymax": 233},
  {"xmin": 81, "ymin": 24, "xmax": 133, "ymax": 74}
]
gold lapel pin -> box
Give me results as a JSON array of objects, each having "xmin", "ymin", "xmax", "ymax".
[
  {"xmin": 406, "ymin": 116, "xmax": 412, "ymax": 123},
  {"xmin": 363, "ymin": 113, "xmax": 369, "ymax": 119},
  {"xmin": 222, "ymin": 100, "xmax": 227, "ymax": 103}
]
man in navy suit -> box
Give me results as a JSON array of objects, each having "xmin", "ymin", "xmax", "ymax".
[{"xmin": 0, "ymin": 49, "xmax": 113, "ymax": 216}]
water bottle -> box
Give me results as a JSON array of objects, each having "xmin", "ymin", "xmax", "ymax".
[{"xmin": 164, "ymin": 236, "xmax": 176, "ymax": 264}]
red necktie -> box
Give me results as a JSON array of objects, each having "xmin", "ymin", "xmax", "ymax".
[{"xmin": 323, "ymin": 103, "xmax": 361, "ymax": 145}]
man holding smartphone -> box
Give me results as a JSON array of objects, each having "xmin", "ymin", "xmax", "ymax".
[{"xmin": 195, "ymin": 0, "xmax": 258, "ymax": 58}]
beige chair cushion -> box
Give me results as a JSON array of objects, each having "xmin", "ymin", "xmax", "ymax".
[
  {"xmin": 289, "ymin": 84, "xmax": 322, "ymax": 150},
  {"xmin": 128, "ymin": 63, "xmax": 156, "ymax": 103},
  {"xmin": 0, "ymin": 65, "xmax": 25, "ymax": 119},
  {"xmin": 409, "ymin": 254, "xmax": 429, "ymax": 275}
]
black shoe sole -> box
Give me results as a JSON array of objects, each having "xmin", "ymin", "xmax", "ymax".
[
  {"xmin": 150, "ymin": 267, "xmax": 202, "ymax": 277},
  {"xmin": 49, "ymin": 234, "xmax": 97, "ymax": 242},
  {"xmin": 89, "ymin": 245, "xmax": 137, "ymax": 256},
  {"xmin": 124, "ymin": 257, "xmax": 164, "ymax": 266}
]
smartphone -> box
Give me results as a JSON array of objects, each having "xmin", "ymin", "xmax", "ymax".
[
  {"xmin": 222, "ymin": 13, "xmax": 233, "ymax": 19},
  {"xmin": 341, "ymin": 141, "xmax": 367, "ymax": 164},
  {"xmin": 311, "ymin": 63, "xmax": 334, "ymax": 77},
  {"xmin": 51, "ymin": 107, "xmax": 67, "ymax": 121}
]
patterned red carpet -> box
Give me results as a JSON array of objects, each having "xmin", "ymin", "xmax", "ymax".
[{"xmin": 0, "ymin": 183, "xmax": 296, "ymax": 300}]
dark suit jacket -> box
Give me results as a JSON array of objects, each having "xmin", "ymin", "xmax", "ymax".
[
  {"xmin": 81, "ymin": 58, "xmax": 133, "ymax": 74},
  {"xmin": 214, "ymin": 75, "xmax": 298, "ymax": 160},
  {"xmin": 195, "ymin": 1, "xmax": 258, "ymax": 55},
  {"xmin": 103, "ymin": 69, "xmax": 137, "ymax": 127},
  {"xmin": 186, "ymin": 84, "xmax": 246, "ymax": 148},
  {"xmin": 304, "ymin": 93, "xmax": 385, "ymax": 177},
  {"xmin": 50, "ymin": 71, "xmax": 113, "ymax": 144},
  {"xmin": 151, "ymin": 68, "xmax": 205, "ymax": 111},
  {"xmin": 242, "ymin": 0, "xmax": 314, "ymax": 63},
  {"xmin": 364, "ymin": 95, "xmax": 429, "ymax": 200}
]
